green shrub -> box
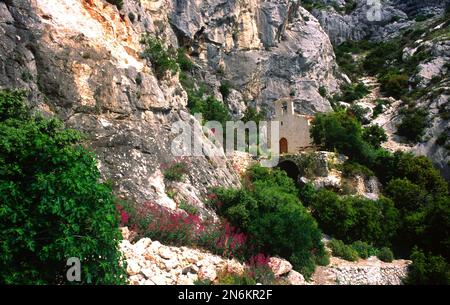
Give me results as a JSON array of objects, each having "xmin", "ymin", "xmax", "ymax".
[
  {"xmin": 179, "ymin": 201, "xmax": 200, "ymax": 215},
  {"xmin": 384, "ymin": 178, "xmax": 428, "ymax": 215},
  {"xmin": 328, "ymin": 239, "xmax": 359, "ymax": 262},
  {"xmin": 348, "ymin": 104, "xmax": 370, "ymax": 124},
  {"xmin": 397, "ymin": 107, "xmax": 428, "ymax": 143},
  {"xmin": 141, "ymin": 35, "xmax": 179, "ymax": 79},
  {"xmin": 372, "ymin": 99, "xmax": 390, "ymax": 119},
  {"xmin": 163, "ymin": 162, "xmax": 188, "ymax": 182},
  {"xmin": 310, "ymin": 110, "xmax": 375, "ymax": 165},
  {"xmin": 377, "ymin": 247, "xmax": 394, "ymax": 262},
  {"xmin": 210, "ymin": 165, "xmax": 327, "ymax": 278},
  {"xmin": 106, "ymin": 0, "xmax": 124, "ymax": 10},
  {"xmin": 362, "ymin": 124, "xmax": 388, "ymax": 148},
  {"xmin": 309, "ymin": 189, "xmax": 399, "ymax": 246},
  {"xmin": 379, "ymin": 70, "xmax": 408, "ymax": 99},
  {"xmin": 405, "ymin": 248, "xmax": 450, "ymax": 285},
  {"xmin": 319, "ymin": 86, "xmax": 327, "ymax": 97},
  {"xmin": 351, "ymin": 241, "xmax": 378, "ymax": 259},
  {"xmin": 363, "ymin": 41, "xmax": 402, "ymax": 76},
  {"xmin": 341, "ymin": 83, "xmax": 370, "ymax": 103},
  {"xmin": 219, "ymin": 81, "xmax": 233, "ymax": 100},
  {"xmin": 342, "ymin": 162, "xmax": 374, "ymax": 178},
  {"xmin": 0, "ymin": 90, "xmax": 126, "ymax": 284}
]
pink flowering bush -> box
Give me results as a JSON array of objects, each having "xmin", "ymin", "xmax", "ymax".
[{"xmin": 116, "ymin": 201, "xmax": 248, "ymax": 259}]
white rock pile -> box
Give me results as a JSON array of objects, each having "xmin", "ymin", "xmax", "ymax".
[{"xmin": 119, "ymin": 227, "xmax": 306, "ymax": 285}]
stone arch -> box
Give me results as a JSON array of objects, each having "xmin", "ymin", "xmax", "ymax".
[
  {"xmin": 277, "ymin": 160, "xmax": 300, "ymax": 183},
  {"xmin": 280, "ymin": 137, "xmax": 288, "ymax": 154}
]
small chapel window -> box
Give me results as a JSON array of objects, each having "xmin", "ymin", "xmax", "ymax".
[{"xmin": 282, "ymin": 102, "xmax": 288, "ymax": 115}]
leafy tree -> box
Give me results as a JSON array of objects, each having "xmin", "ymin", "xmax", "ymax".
[
  {"xmin": 397, "ymin": 108, "xmax": 428, "ymax": 143},
  {"xmin": 210, "ymin": 165, "xmax": 327, "ymax": 278},
  {"xmin": 362, "ymin": 125, "xmax": 388, "ymax": 148},
  {"xmin": 0, "ymin": 90, "xmax": 126, "ymax": 284},
  {"xmin": 405, "ymin": 248, "xmax": 450, "ymax": 285},
  {"xmin": 308, "ymin": 189, "xmax": 399, "ymax": 246},
  {"xmin": 310, "ymin": 111, "xmax": 375, "ymax": 164},
  {"xmin": 379, "ymin": 70, "xmax": 408, "ymax": 99}
]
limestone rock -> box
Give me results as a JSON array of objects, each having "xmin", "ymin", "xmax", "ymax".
[{"xmin": 268, "ymin": 257, "xmax": 293, "ymax": 276}]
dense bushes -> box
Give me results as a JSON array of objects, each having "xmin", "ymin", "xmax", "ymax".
[
  {"xmin": 307, "ymin": 189, "xmax": 399, "ymax": 246},
  {"xmin": 405, "ymin": 248, "xmax": 450, "ymax": 285},
  {"xmin": 396, "ymin": 107, "xmax": 428, "ymax": 143},
  {"xmin": 341, "ymin": 83, "xmax": 370, "ymax": 103},
  {"xmin": 362, "ymin": 124, "xmax": 388, "ymax": 148},
  {"xmin": 0, "ymin": 90, "xmax": 126, "ymax": 284},
  {"xmin": 209, "ymin": 165, "xmax": 328, "ymax": 278},
  {"xmin": 310, "ymin": 109, "xmax": 450, "ymax": 283},
  {"xmin": 310, "ymin": 111, "xmax": 375, "ymax": 164},
  {"xmin": 379, "ymin": 70, "xmax": 408, "ymax": 99},
  {"xmin": 328, "ymin": 239, "xmax": 394, "ymax": 262},
  {"xmin": 328, "ymin": 239, "xmax": 359, "ymax": 262}
]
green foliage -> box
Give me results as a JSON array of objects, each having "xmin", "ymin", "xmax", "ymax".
[
  {"xmin": 351, "ymin": 241, "xmax": 378, "ymax": 259},
  {"xmin": 216, "ymin": 271, "xmax": 257, "ymax": 285},
  {"xmin": 372, "ymin": 99, "xmax": 390, "ymax": 119},
  {"xmin": 341, "ymin": 83, "xmax": 370, "ymax": 103},
  {"xmin": 405, "ymin": 248, "xmax": 450, "ymax": 285},
  {"xmin": 348, "ymin": 104, "xmax": 370, "ymax": 124},
  {"xmin": 210, "ymin": 165, "xmax": 327, "ymax": 278},
  {"xmin": 163, "ymin": 162, "xmax": 188, "ymax": 182},
  {"xmin": 106, "ymin": 0, "xmax": 124, "ymax": 10},
  {"xmin": 328, "ymin": 239, "xmax": 359, "ymax": 262},
  {"xmin": 377, "ymin": 247, "xmax": 394, "ymax": 262},
  {"xmin": 141, "ymin": 34, "xmax": 179, "ymax": 78},
  {"xmin": 308, "ymin": 189, "xmax": 399, "ymax": 246},
  {"xmin": 179, "ymin": 201, "xmax": 200, "ymax": 215},
  {"xmin": 319, "ymin": 86, "xmax": 327, "ymax": 98},
  {"xmin": 363, "ymin": 41, "xmax": 402, "ymax": 76},
  {"xmin": 0, "ymin": 90, "xmax": 126, "ymax": 284},
  {"xmin": 397, "ymin": 107, "xmax": 428, "ymax": 143},
  {"xmin": 379, "ymin": 70, "xmax": 409, "ymax": 99},
  {"xmin": 362, "ymin": 125, "xmax": 388, "ymax": 148},
  {"xmin": 219, "ymin": 80, "xmax": 233, "ymax": 100},
  {"xmin": 342, "ymin": 162, "xmax": 374, "ymax": 178},
  {"xmin": 310, "ymin": 111, "xmax": 375, "ymax": 164}
]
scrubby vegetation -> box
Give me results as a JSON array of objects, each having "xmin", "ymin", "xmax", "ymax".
[
  {"xmin": 0, "ymin": 90, "xmax": 126, "ymax": 284},
  {"xmin": 396, "ymin": 107, "xmax": 428, "ymax": 143},
  {"xmin": 309, "ymin": 109, "xmax": 450, "ymax": 284},
  {"xmin": 306, "ymin": 189, "xmax": 398, "ymax": 246},
  {"xmin": 208, "ymin": 165, "xmax": 329, "ymax": 278}
]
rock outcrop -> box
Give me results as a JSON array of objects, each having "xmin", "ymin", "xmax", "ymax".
[
  {"xmin": 168, "ymin": 0, "xmax": 343, "ymax": 116},
  {"xmin": 0, "ymin": 0, "xmax": 347, "ymax": 206},
  {"xmin": 0, "ymin": 0, "xmax": 242, "ymax": 206},
  {"xmin": 312, "ymin": 256, "xmax": 411, "ymax": 285}
]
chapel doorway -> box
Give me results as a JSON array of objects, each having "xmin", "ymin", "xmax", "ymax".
[{"xmin": 280, "ymin": 138, "xmax": 288, "ymax": 154}]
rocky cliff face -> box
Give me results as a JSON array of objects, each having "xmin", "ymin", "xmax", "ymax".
[
  {"xmin": 308, "ymin": 0, "xmax": 450, "ymax": 179},
  {"xmin": 168, "ymin": 0, "xmax": 342, "ymax": 116},
  {"xmin": 311, "ymin": 0, "xmax": 449, "ymax": 45},
  {"xmin": 0, "ymin": 0, "xmax": 345, "ymax": 207}
]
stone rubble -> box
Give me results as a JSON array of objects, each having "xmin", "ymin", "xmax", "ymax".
[{"xmin": 119, "ymin": 227, "xmax": 304, "ymax": 285}]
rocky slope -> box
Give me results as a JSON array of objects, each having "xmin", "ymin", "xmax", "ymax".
[
  {"xmin": 308, "ymin": 0, "xmax": 450, "ymax": 179},
  {"xmin": 120, "ymin": 227, "xmax": 411, "ymax": 285},
  {"xmin": 0, "ymin": 0, "xmax": 346, "ymax": 208}
]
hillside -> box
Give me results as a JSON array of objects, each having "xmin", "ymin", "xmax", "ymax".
[{"xmin": 0, "ymin": 0, "xmax": 449, "ymax": 286}]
